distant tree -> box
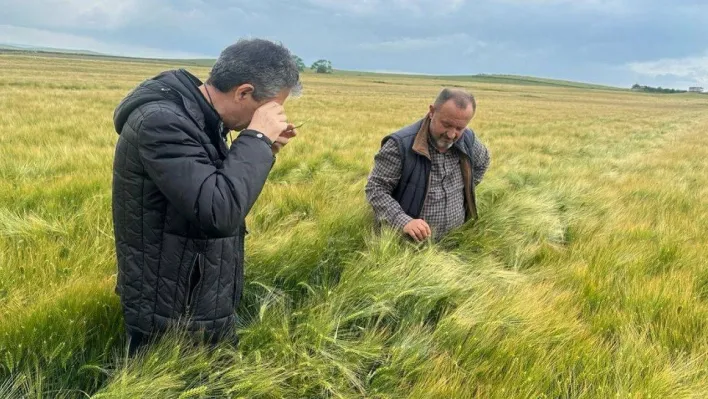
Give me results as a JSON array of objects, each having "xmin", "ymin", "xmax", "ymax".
[
  {"xmin": 630, "ymin": 84, "xmax": 686, "ymax": 94},
  {"xmin": 311, "ymin": 59, "xmax": 333, "ymax": 74},
  {"xmin": 292, "ymin": 55, "xmax": 306, "ymax": 72}
]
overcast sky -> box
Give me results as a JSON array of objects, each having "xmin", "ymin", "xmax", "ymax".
[{"xmin": 1, "ymin": 0, "xmax": 706, "ymax": 88}]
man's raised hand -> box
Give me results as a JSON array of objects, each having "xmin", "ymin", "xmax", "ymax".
[{"xmin": 247, "ymin": 102, "xmax": 288, "ymax": 143}]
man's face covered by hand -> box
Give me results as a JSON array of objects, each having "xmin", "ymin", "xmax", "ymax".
[
  {"xmin": 223, "ymin": 85, "xmax": 291, "ymax": 132},
  {"xmin": 428, "ymin": 100, "xmax": 475, "ymax": 152}
]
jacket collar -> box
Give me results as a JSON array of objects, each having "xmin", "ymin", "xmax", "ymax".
[
  {"xmin": 172, "ymin": 69, "xmax": 227, "ymax": 139},
  {"xmin": 412, "ymin": 116, "xmax": 432, "ymax": 160}
]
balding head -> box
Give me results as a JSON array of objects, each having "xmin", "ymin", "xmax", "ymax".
[{"xmin": 433, "ymin": 88, "xmax": 476, "ymax": 113}]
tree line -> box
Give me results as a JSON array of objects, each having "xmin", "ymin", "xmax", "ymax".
[
  {"xmin": 293, "ymin": 55, "xmax": 333, "ymax": 74},
  {"xmin": 631, "ymin": 84, "xmax": 687, "ymax": 94}
]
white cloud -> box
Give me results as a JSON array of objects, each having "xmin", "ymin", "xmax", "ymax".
[
  {"xmin": 359, "ymin": 33, "xmax": 473, "ymax": 51},
  {"xmin": 0, "ymin": 24, "xmax": 211, "ymax": 58},
  {"xmin": 627, "ymin": 53, "xmax": 708, "ymax": 86},
  {"xmin": 307, "ymin": 0, "xmax": 465, "ymax": 15}
]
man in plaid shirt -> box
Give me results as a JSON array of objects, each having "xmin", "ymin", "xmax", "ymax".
[{"xmin": 365, "ymin": 88, "xmax": 491, "ymax": 241}]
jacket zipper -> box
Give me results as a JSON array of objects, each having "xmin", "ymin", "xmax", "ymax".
[
  {"xmin": 232, "ymin": 227, "xmax": 246, "ymax": 308},
  {"xmin": 185, "ymin": 253, "xmax": 204, "ymax": 315}
]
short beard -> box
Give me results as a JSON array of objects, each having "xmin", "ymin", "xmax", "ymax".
[{"xmin": 434, "ymin": 138, "xmax": 454, "ymax": 151}]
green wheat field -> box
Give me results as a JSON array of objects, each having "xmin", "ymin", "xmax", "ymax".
[{"xmin": 1, "ymin": 53, "xmax": 707, "ymax": 398}]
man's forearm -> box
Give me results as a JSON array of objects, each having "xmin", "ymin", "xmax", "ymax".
[
  {"xmin": 473, "ymin": 141, "xmax": 491, "ymax": 186},
  {"xmin": 366, "ymin": 189, "xmax": 412, "ymax": 230},
  {"xmin": 365, "ymin": 138, "xmax": 411, "ymax": 230}
]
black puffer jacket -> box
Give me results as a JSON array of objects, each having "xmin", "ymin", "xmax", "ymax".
[{"xmin": 112, "ymin": 69, "xmax": 274, "ymax": 338}]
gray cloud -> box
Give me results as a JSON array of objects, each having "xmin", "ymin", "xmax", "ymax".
[
  {"xmin": 496, "ymin": 0, "xmax": 633, "ymax": 13},
  {"xmin": 359, "ymin": 34, "xmax": 473, "ymax": 51},
  {"xmin": 307, "ymin": 0, "xmax": 465, "ymax": 15}
]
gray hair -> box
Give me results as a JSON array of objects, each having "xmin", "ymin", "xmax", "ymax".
[
  {"xmin": 207, "ymin": 38, "xmax": 302, "ymax": 100},
  {"xmin": 433, "ymin": 88, "xmax": 476, "ymax": 111}
]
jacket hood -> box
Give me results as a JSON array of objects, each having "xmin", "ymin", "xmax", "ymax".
[{"xmin": 113, "ymin": 69, "xmax": 212, "ymax": 135}]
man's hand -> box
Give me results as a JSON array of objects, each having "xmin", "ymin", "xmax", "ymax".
[
  {"xmin": 403, "ymin": 219, "xmax": 432, "ymax": 242},
  {"xmin": 272, "ymin": 124, "xmax": 298, "ymax": 156},
  {"xmin": 247, "ymin": 102, "xmax": 288, "ymax": 143}
]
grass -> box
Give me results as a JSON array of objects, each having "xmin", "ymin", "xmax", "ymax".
[{"xmin": 0, "ymin": 52, "xmax": 707, "ymax": 398}]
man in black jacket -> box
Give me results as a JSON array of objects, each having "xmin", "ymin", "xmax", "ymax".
[{"xmin": 112, "ymin": 38, "xmax": 301, "ymax": 354}]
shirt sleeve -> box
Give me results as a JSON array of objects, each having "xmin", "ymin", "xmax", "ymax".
[
  {"xmin": 364, "ymin": 139, "xmax": 413, "ymax": 230},
  {"xmin": 471, "ymin": 138, "xmax": 491, "ymax": 186}
]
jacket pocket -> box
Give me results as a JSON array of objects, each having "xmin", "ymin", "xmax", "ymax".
[{"xmin": 184, "ymin": 252, "xmax": 205, "ymax": 315}]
